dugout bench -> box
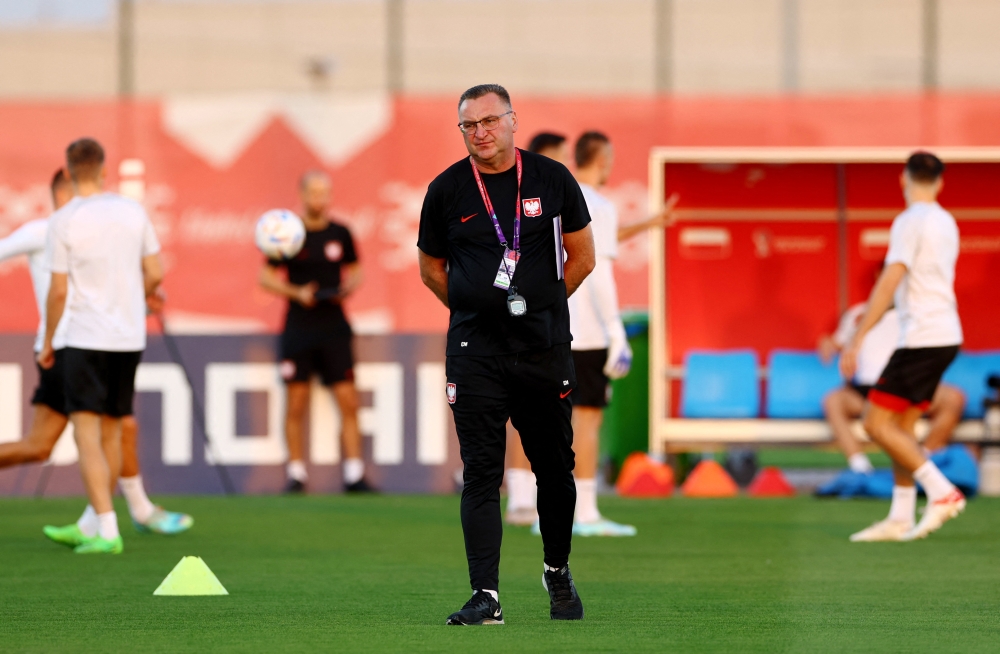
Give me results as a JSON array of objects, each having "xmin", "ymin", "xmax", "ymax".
[
  {"xmin": 644, "ymin": 147, "xmax": 1000, "ymax": 456},
  {"xmin": 649, "ymin": 349, "xmax": 999, "ymax": 454}
]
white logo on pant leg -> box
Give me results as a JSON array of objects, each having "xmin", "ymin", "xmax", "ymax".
[{"xmin": 446, "ymin": 382, "xmax": 457, "ymax": 404}]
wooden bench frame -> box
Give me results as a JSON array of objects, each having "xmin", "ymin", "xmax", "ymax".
[{"xmin": 651, "ymin": 418, "xmax": 984, "ymax": 453}]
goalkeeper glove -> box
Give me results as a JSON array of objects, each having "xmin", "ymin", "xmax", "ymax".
[{"xmin": 603, "ymin": 324, "xmax": 633, "ymax": 380}]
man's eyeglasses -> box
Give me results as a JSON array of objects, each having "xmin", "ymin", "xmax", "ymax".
[{"xmin": 458, "ymin": 111, "xmax": 513, "ymax": 136}]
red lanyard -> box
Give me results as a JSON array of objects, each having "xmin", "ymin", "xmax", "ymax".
[{"xmin": 470, "ymin": 149, "xmax": 522, "ymax": 252}]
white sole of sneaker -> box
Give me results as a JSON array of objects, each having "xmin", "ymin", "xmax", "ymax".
[{"xmin": 903, "ymin": 499, "xmax": 966, "ymax": 541}]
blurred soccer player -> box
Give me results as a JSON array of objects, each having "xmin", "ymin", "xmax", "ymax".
[
  {"xmin": 40, "ymin": 138, "xmax": 164, "ymax": 554},
  {"xmin": 259, "ymin": 171, "xmax": 370, "ymax": 493},
  {"xmin": 504, "ymin": 132, "xmax": 569, "ymax": 527},
  {"xmin": 819, "ymin": 291, "xmax": 965, "ymax": 474},
  {"xmin": 0, "ymin": 169, "xmax": 190, "ymax": 535},
  {"xmin": 506, "ymin": 131, "xmax": 678, "ymax": 533},
  {"xmin": 842, "ymin": 152, "xmax": 966, "ymax": 542},
  {"xmin": 527, "ymin": 132, "xmax": 570, "ymax": 165}
]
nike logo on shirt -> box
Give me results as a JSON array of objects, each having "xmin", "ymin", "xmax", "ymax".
[
  {"xmin": 560, "ymin": 389, "xmax": 573, "ymax": 399},
  {"xmin": 460, "ymin": 213, "xmax": 478, "ymax": 222}
]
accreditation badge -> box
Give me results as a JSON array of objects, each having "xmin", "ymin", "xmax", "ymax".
[{"xmin": 492, "ymin": 247, "xmax": 520, "ymax": 290}]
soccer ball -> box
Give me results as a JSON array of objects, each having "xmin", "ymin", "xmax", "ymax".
[{"xmin": 255, "ymin": 209, "xmax": 306, "ymax": 260}]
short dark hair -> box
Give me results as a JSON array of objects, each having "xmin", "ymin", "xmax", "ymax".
[
  {"xmin": 574, "ymin": 131, "xmax": 610, "ymax": 168},
  {"xmin": 50, "ymin": 168, "xmax": 70, "ymax": 197},
  {"xmin": 905, "ymin": 151, "xmax": 945, "ymax": 184},
  {"xmin": 458, "ymin": 84, "xmax": 512, "ymax": 111},
  {"xmin": 65, "ymin": 138, "xmax": 105, "ymax": 182},
  {"xmin": 528, "ymin": 132, "xmax": 566, "ymax": 155}
]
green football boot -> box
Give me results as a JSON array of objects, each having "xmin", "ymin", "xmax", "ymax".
[
  {"xmin": 74, "ymin": 535, "xmax": 123, "ymax": 554},
  {"xmin": 133, "ymin": 507, "xmax": 194, "ymax": 535},
  {"xmin": 43, "ymin": 523, "xmax": 92, "ymax": 548}
]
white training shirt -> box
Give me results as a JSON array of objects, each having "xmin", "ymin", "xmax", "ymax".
[
  {"xmin": 568, "ymin": 183, "xmax": 624, "ymax": 350},
  {"xmin": 885, "ymin": 201, "xmax": 963, "ymax": 348},
  {"xmin": 833, "ymin": 303, "xmax": 901, "ymax": 386},
  {"xmin": 0, "ymin": 203, "xmax": 80, "ymax": 352},
  {"xmin": 47, "ymin": 193, "xmax": 160, "ymax": 352}
]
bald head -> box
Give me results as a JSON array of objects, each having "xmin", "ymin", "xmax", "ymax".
[{"xmin": 299, "ymin": 170, "xmax": 332, "ymax": 222}]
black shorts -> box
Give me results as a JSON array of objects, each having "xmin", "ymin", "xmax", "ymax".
[
  {"xmin": 571, "ymin": 349, "xmax": 610, "ymax": 408},
  {"xmin": 31, "ymin": 348, "xmax": 68, "ymax": 415},
  {"xmin": 63, "ymin": 348, "xmax": 141, "ymax": 417},
  {"xmin": 279, "ymin": 333, "xmax": 354, "ymax": 385},
  {"xmin": 870, "ymin": 345, "xmax": 960, "ymax": 412},
  {"xmin": 848, "ymin": 382, "xmax": 873, "ymax": 399}
]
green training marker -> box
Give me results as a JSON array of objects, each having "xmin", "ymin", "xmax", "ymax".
[{"xmin": 153, "ymin": 556, "xmax": 229, "ymax": 596}]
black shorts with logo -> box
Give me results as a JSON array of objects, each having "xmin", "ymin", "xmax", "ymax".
[
  {"xmin": 31, "ymin": 348, "xmax": 68, "ymax": 415},
  {"xmin": 63, "ymin": 348, "xmax": 141, "ymax": 417},
  {"xmin": 870, "ymin": 345, "xmax": 960, "ymax": 412},
  {"xmin": 848, "ymin": 381, "xmax": 873, "ymax": 399},
  {"xmin": 571, "ymin": 349, "xmax": 610, "ymax": 408},
  {"xmin": 279, "ymin": 331, "xmax": 354, "ymax": 385}
]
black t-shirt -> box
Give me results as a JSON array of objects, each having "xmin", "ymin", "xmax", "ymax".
[
  {"xmin": 267, "ymin": 221, "xmax": 357, "ymax": 337},
  {"xmin": 417, "ymin": 149, "xmax": 591, "ymax": 356}
]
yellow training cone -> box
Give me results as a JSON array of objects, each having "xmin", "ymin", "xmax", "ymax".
[{"xmin": 153, "ymin": 556, "xmax": 229, "ymax": 596}]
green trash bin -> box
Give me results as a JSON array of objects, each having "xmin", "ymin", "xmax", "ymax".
[{"xmin": 599, "ymin": 310, "xmax": 649, "ymax": 476}]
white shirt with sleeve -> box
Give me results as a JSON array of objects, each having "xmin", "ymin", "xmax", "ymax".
[
  {"xmin": 832, "ymin": 303, "xmax": 901, "ymax": 386},
  {"xmin": 884, "ymin": 201, "xmax": 962, "ymax": 348},
  {"xmin": 47, "ymin": 193, "xmax": 160, "ymax": 352},
  {"xmin": 0, "ymin": 201, "xmax": 80, "ymax": 352},
  {"xmin": 568, "ymin": 183, "xmax": 624, "ymax": 350}
]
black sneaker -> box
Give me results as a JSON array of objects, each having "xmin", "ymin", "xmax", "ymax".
[
  {"xmin": 446, "ymin": 590, "xmax": 504, "ymax": 625},
  {"xmin": 344, "ymin": 478, "xmax": 378, "ymax": 493},
  {"xmin": 284, "ymin": 479, "xmax": 306, "ymax": 494},
  {"xmin": 543, "ymin": 565, "xmax": 584, "ymax": 620}
]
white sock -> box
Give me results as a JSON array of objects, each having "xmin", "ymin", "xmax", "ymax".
[
  {"xmin": 545, "ymin": 564, "xmax": 562, "ymax": 573},
  {"xmin": 480, "ymin": 589, "xmax": 498, "ymax": 601},
  {"xmin": 848, "ymin": 453, "xmax": 874, "ymax": 474},
  {"xmin": 77, "ymin": 505, "xmax": 98, "ymax": 538},
  {"xmin": 97, "ymin": 511, "xmax": 119, "ymax": 540},
  {"xmin": 119, "ymin": 475, "xmax": 156, "ymax": 523},
  {"xmin": 888, "ymin": 485, "xmax": 917, "ymax": 525},
  {"xmin": 287, "ymin": 460, "xmax": 308, "ymax": 482},
  {"xmin": 343, "ymin": 458, "xmax": 364, "ymax": 485},
  {"xmin": 574, "ymin": 477, "xmax": 601, "ymax": 524},
  {"xmin": 913, "ymin": 460, "xmax": 956, "ymax": 502},
  {"xmin": 506, "ymin": 468, "xmax": 537, "ymax": 511}
]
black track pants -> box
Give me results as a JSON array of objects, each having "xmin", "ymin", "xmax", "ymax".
[{"xmin": 446, "ymin": 344, "xmax": 577, "ymax": 592}]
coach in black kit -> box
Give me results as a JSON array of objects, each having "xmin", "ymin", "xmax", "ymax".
[
  {"xmin": 259, "ymin": 171, "xmax": 373, "ymax": 494},
  {"xmin": 418, "ymin": 84, "xmax": 596, "ymax": 625}
]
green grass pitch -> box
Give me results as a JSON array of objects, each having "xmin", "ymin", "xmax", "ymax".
[{"xmin": 2, "ymin": 495, "xmax": 999, "ymax": 653}]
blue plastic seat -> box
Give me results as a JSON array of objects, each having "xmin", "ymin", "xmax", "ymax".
[
  {"xmin": 766, "ymin": 350, "xmax": 844, "ymax": 419},
  {"xmin": 941, "ymin": 351, "xmax": 1000, "ymax": 419},
  {"xmin": 681, "ymin": 350, "xmax": 760, "ymax": 418}
]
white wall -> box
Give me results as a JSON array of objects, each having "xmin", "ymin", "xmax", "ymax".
[{"xmin": 0, "ymin": 0, "xmax": 998, "ymax": 97}]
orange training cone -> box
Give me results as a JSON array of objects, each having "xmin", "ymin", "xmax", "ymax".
[
  {"xmin": 680, "ymin": 459, "xmax": 739, "ymax": 497},
  {"xmin": 616, "ymin": 453, "xmax": 674, "ymax": 498},
  {"xmin": 747, "ymin": 466, "xmax": 796, "ymax": 497}
]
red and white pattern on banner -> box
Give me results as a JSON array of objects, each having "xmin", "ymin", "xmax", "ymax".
[{"xmin": 2, "ymin": 95, "xmax": 1000, "ymax": 337}]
